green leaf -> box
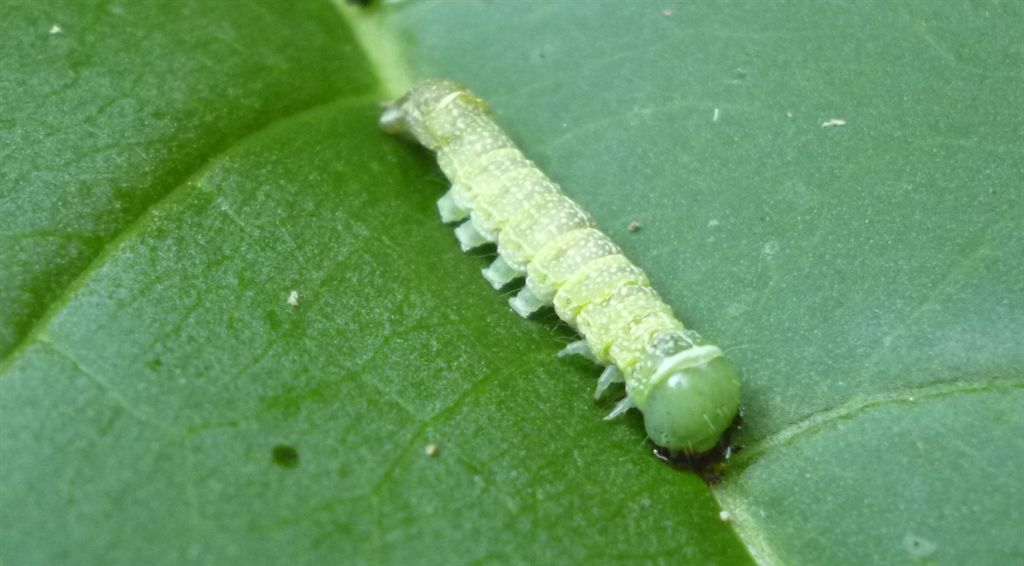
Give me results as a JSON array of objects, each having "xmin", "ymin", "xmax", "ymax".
[{"xmin": 2, "ymin": 2, "xmax": 1021, "ymax": 566}]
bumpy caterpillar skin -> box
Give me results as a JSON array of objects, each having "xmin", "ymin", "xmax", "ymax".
[{"xmin": 381, "ymin": 80, "xmax": 740, "ymax": 454}]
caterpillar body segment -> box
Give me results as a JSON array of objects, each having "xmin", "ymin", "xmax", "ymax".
[
  {"xmin": 473, "ymin": 172, "xmax": 560, "ymax": 242},
  {"xmin": 552, "ymin": 254, "xmax": 650, "ymax": 326},
  {"xmin": 381, "ymin": 79, "xmax": 740, "ymax": 454},
  {"xmin": 525, "ymin": 228, "xmax": 622, "ymax": 304},
  {"xmin": 576, "ymin": 286, "xmax": 680, "ymax": 366},
  {"xmin": 499, "ymin": 192, "xmax": 595, "ymax": 271},
  {"xmin": 441, "ymin": 147, "xmax": 524, "ymax": 213}
]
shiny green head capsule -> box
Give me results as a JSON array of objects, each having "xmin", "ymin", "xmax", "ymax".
[
  {"xmin": 638, "ymin": 355, "xmax": 740, "ymax": 453},
  {"xmin": 630, "ymin": 331, "xmax": 741, "ymax": 454}
]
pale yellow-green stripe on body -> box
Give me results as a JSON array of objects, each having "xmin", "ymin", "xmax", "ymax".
[{"xmin": 515, "ymin": 227, "xmax": 621, "ymax": 314}]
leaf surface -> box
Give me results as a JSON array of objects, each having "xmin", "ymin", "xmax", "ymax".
[{"xmin": 2, "ymin": 1, "xmax": 1022, "ymax": 565}]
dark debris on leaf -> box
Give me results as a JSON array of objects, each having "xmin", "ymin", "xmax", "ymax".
[
  {"xmin": 652, "ymin": 409, "xmax": 745, "ymax": 485},
  {"xmin": 272, "ymin": 444, "xmax": 300, "ymax": 469}
]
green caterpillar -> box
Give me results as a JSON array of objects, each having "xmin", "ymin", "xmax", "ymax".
[{"xmin": 381, "ymin": 80, "xmax": 740, "ymax": 454}]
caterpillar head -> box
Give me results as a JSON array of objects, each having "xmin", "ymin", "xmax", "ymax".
[
  {"xmin": 379, "ymin": 79, "xmax": 488, "ymax": 150},
  {"xmin": 633, "ymin": 332, "xmax": 741, "ymax": 454}
]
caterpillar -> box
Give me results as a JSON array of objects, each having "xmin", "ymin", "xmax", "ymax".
[{"xmin": 380, "ymin": 80, "xmax": 740, "ymax": 454}]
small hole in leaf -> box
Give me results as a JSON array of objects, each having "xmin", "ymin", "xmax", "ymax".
[{"xmin": 272, "ymin": 444, "xmax": 299, "ymax": 469}]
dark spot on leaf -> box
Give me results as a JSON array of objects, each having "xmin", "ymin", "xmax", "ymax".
[
  {"xmin": 146, "ymin": 358, "xmax": 163, "ymax": 369},
  {"xmin": 272, "ymin": 444, "xmax": 299, "ymax": 469}
]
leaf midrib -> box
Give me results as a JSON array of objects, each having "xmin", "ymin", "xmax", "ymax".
[
  {"xmin": 722, "ymin": 375, "xmax": 1024, "ymax": 472},
  {"xmin": 0, "ymin": 94, "xmax": 376, "ymax": 375}
]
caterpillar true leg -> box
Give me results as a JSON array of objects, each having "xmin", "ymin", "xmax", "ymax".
[
  {"xmin": 604, "ymin": 394, "xmax": 636, "ymax": 421},
  {"xmin": 381, "ymin": 80, "xmax": 741, "ymax": 455},
  {"xmin": 557, "ymin": 340, "xmax": 598, "ymax": 363},
  {"xmin": 594, "ymin": 365, "xmax": 625, "ymax": 400}
]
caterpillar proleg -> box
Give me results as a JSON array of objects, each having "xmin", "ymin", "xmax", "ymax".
[{"xmin": 381, "ymin": 80, "xmax": 741, "ymax": 454}]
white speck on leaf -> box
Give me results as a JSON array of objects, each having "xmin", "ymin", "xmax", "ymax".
[
  {"xmin": 713, "ymin": 108, "xmax": 720, "ymax": 122},
  {"xmin": 822, "ymin": 118, "xmax": 847, "ymax": 128},
  {"xmin": 903, "ymin": 533, "xmax": 937, "ymax": 559},
  {"xmin": 424, "ymin": 443, "xmax": 439, "ymax": 457},
  {"xmin": 719, "ymin": 510, "xmax": 732, "ymax": 522},
  {"xmin": 49, "ymin": 24, "xmax": 63, "ymax": 34},
  {"xmin": 627, "ymin": 221, "xmax": 642, "ymax": 232},
  {"xmin": 287, "ymin": 290, "xmax": 299, "ymax": 307}
]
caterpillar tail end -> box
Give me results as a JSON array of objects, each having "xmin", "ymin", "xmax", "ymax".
[
  {"xmin": 509, "ymin": 286, "xmax": 545, "ymax": 318},
  {"xmin": 379, "ymin": 100, "xmax": 406, "ymax": 134}
]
